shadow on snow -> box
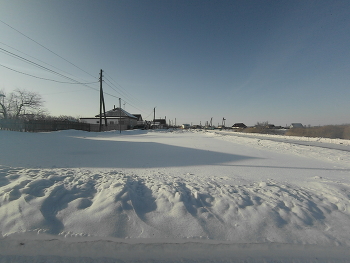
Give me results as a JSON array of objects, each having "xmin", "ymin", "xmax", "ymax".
[{"xmin": 0, "ymin": 131, "xmax": 259, "ymax": 168}]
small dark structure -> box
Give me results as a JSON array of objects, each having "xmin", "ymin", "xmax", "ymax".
[
  {"xmin": 152, "ymin": 119, "xmax": 167, "ymax": 129},
  {"xmin": 132, "ymin": 114, "xmax": 145, "ymax": 129},
  {"xmin": 290, "ymin": 123, "xmax": 303, "ymax": 128},
  {"xmin": 232, "ymin": 123, "xmax": 247, "ymax": 129}
]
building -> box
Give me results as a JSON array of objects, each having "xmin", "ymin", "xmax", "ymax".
[
  {"xmin": 232, "ymin": 123, "xmax": 247, "ymax": 129},
  {"xmin": 132, "ymin": 114, "xmax": 145, "ymax": 129},
  {"xmin": 80, "ymin": 107, "xmax": 138, "ymax": 130},
  {"xmin": 152, "ymin": 118, "xmax": 167, "ymax": 129},
  {"xmin": 290, "ymin": 123, "xmax": 303, "ymax": 128}
]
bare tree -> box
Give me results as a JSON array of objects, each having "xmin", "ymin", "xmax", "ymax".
[
  {"xmin": 1, "ymin": 89, "xmax": 46, "ymax": 119},
  {"xmin": 0, "ymin": 90, "xmax": 7, "ymax": 119}
]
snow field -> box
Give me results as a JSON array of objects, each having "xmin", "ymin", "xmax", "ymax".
[
  {"xmin": 203, "ymin": 130, "xmax": 350, "ymax": 166},
  {"xmin": 0, "ymin": 129, "xmax": 350, "ymax": 262}
]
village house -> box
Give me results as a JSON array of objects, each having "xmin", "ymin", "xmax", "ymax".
[
  {"xmin": 232, "ymin": 123, "xmax": 247, "ymax": 129},
  {"xmin": 290, "ymin": 123, "xmax": 303, "ymax": 128},
  {"xmin": 80, "ymin": 107, "xmax": 139, "ymax": 130}
]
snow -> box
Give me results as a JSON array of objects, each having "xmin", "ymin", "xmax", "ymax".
[{"xmin": 0, "ymin": 129, "xmax": 350, "ymax": 262}]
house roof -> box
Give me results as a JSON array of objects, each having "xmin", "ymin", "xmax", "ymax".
[
  {"xmin": 290, "ymin": 123, "xmax": 303, "ymax": 128},
  {"xmin": 232, "ymin": 123, "xmax": 247, "ymax": 128},
  {"xmin": 153, "ymin": 119, "xmax": 167, "ymax": 125},
  {"xmin": 95, "ymin": 107, "xmax": 137, "ymax": 119},
  {"xmin": 132, "ymin": 114, "xmax": 143, "ymax": 121}
]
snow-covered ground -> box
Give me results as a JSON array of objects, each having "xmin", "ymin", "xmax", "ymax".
[{"xmin": 0, "ymin": 129, "xmax": 350, "ymax": 262}]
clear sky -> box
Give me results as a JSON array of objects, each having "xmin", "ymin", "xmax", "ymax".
[{"xmin": 0, "ymin": 0, "xmax": 349, "ymax": 127}]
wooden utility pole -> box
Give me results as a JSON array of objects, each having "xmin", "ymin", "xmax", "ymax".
[
  {"xmin": 119, "ymin": 98, "xmax": 122, "ymax": 134},
  {"xmin": 99, "ymin": 69, "xmax": 108, "ymax": 132}
]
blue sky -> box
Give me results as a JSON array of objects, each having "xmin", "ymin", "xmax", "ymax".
[{"xmin": 0, "ymin": 0, "xmax": 349, "ymax": 126}]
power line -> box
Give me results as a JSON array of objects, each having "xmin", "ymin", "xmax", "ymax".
[
  {"xmin": 42, "ymin": 89, "xmax": 93, "ymax": 95},
  {"xmin": 0, "ymin": 20, "xmax": 151, "ymax": 114},
  {"xmin": 103, "ymin": 81, "xmax": 145, "ymax": 113},
  {"xmin": 0, "ymin": 47, "xmax": 106, "ymax": 95},
  {"xmin": 103, "ymin": 73, "xmax": 150, "ymax": 113},
  {"xmin": 0, "ymin": 47, "xmax": 84, "ymax": 82},
  {"xmin": 103, "ymin": 77, "xmax": 145, "ymax": 108},
  {"xmin": 0, "ymin": 63, "xmax": 98, "ymax": 84},
  {"xmin": 121, "ymin": 99, "xmax": 147, "ymax": 114},
  {"xmin": 144, "ymin": 109, "xmax": 155, "ymax": 120},
  {"xmin": 0, "ymin": 41, "xmax": 95, "ymax": 83},
  {"xmin": 104, "ymin": 71, "xmax": 145, "ymax": 105},
  {"xmin": 0, "ymin": 19, "xmax": 96, "ymax": 79},
  {"xmin": 103, "ymin": 78, "xmax": 126, "ymax": 98}
]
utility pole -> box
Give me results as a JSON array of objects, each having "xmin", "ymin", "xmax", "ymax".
[
  {"xmin": 99, "ymin": 69, "xmax": 107, "ymax": 132},
  {"xmin": 119, "ymin": 98, "xmax": 122, "ymax": 134}
]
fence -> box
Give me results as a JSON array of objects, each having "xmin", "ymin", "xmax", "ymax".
[
  {"xmin": 0, "ymin": 119, "xmax": 91, "ymax": 132},
  {"xmin": 89, "ymin": 123, "xmax": 129, "ymax": 132},
  {"xmin": 0, "ymin": 119, "xmax": 131, "ymax": 133}
]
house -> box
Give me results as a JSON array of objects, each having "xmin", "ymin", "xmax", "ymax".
[
  {"xmin": 80, "ymin": 107, "xmax": 138, "ymax": 130},
  {"xmin": 132, "ymin": 114, "xmax": 145, "ymax": 129},
  {"xmin": 290, "ymin": 123, "xmax": 303, "ymax": 128},
  {"xmin": 232, "ymin": 123, "xmax": 247, "ymax": 129},
  {"xmin": 152, "ymin": 118, "xmax": 167, "ymax": 129}
]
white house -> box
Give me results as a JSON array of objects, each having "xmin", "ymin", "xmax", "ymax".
[{"xmin": 80, "ymin": 107, "xmax": 138, "ymax": 130}]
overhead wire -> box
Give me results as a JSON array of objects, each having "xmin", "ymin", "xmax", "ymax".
[
  {"xmin": 0, "ymin": 47, "xmax": 103, "ymax": 94},
  {"xmin": 104, "ymin": 71, "xmax": 145, "ymax": 105},
  {"xmin": 103, "ymin": 72, "xmax": 151, "ymax": 113},
  {"xmin": 0, "ymin": 19, "xmax": 152, "ymax": 115},
  {"xmin": 103, "ymin": 80, "xmax": 149, "ymax": 114},
  {"xmin": 0, "ymin": 19, "xmax": 96, "ymax": 79},
  {"xmin": 0, "ymin": 47, "xmax": 87, "ymax": 83},
  {"xmin": 103, "ymin": 76, "xmax": 141, "ymax": 105},
  {"xmin": 102, "ymin": 81, "xmax": 145, "ymax": 113},
  {"xmin": 0, "ymin": 46, "xmax": 123, "ymax": 100},
  {"xmin": 144, "ymin": 109, "xmax": 155, "ymax": 120},
  {"xmin": 0, "ymin": 63, "xmax": 98, "ymax": 84},
  {"xmin": 0, "ymin": 41, "xmax": 95, "ymax": 84}
]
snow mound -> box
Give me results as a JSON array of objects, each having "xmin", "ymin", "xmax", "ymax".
[{"xmin": 1, "ymin": 166, "xmax": 350, "ymax": 246}]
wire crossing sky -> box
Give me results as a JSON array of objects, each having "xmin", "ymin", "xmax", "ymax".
[{"xmin": 0, "ymin": 0, "xmax": 349, "ymax": 126}]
